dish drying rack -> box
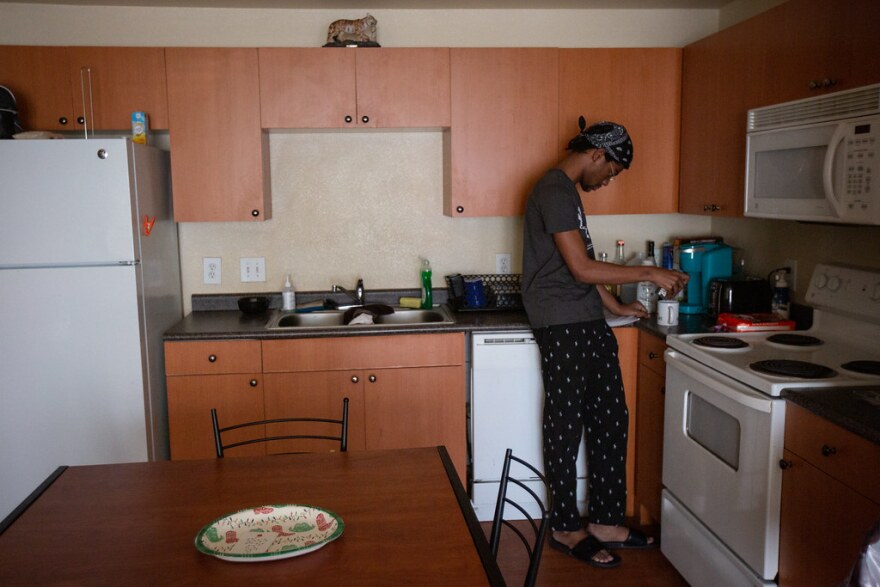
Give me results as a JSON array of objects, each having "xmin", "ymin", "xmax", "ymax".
[{"xmin": 445, "ymin": 273, "xmax": 523, "ymax": 312}]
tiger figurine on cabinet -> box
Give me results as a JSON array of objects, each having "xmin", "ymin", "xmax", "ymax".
[{"xmin": 325, "ymin": 14, "xmax": 378, "ymax": 46}]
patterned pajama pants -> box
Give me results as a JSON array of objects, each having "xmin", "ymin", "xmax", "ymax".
[{"xmin": 534, "ymin": 320, "xmax": 629, "ymax": 532}]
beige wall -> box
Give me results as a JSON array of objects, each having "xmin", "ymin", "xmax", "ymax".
[{"xmin": 6, "ymin": 1, "xmax": 875, "ymax": 313}]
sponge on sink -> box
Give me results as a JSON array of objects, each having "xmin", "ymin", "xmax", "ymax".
[{"xmin": 398, "ymin": 296, "xmax": 421, "ymax": 309}]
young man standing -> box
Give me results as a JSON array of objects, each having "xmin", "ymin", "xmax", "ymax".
[{"xmin": 522, "ymin": 118, "xmax": 688, "ymax": 568}]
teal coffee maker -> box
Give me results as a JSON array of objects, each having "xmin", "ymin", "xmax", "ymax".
[{"xmin": 679, "ymin": 243, "xmax": 733, "ymax": 314}]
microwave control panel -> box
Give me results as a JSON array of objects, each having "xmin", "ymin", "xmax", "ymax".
[{"xmin": 843, "ymin": 122, "xmax": 876, "ymax": 207}]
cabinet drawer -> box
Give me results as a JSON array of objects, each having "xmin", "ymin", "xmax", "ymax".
[
  {"xmin": 785, "ymin": 402, "xmax": 880, "ymax": 504},
  {"xmin": 638, "ymin": 331, "xmax": 667, "ymax": 376},
  {"xmin": 262, "ymin": 333, "xmax": 465, "ymax": 372},
  {"xmin": 164, "ymin": 340, "xmax": 262, "ymax": 375}
]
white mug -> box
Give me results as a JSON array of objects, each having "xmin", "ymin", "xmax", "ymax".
[{"xmin": 657, "ymin": 299, "xmax": 679, "ymax": 327}]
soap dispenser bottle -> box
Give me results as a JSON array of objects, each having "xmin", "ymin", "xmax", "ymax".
[
  {"xmin": 772, "ymin": 271, "xmax": 790, "ymax": 319},
  {"xmin": 282, "ymin": 274, "xmax": 296, "ymax": 311},
  {"xmin": 420, "ymin": 257, "xmax": 433, "ymax": 309}
]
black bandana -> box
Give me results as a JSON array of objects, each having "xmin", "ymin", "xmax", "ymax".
[{"xmin": 567, "ymin": 116, "xmax": 633, "ymax": 169}]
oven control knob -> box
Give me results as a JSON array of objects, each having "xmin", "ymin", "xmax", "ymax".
[
  {"xmin": 815, "ymin": 273, "xmax": 828, "ymax": 289},
  {"xmin": 827, "ymin": 276, "xmax": 842, "ymax": 292},
  {"xmin": 870, "ymin": 282, "xmax": 880, "ymax": 301}
]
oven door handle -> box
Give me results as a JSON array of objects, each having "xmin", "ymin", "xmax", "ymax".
[{"xmin": 665, "ymin": 350, "xmax": 776, "ymax": 413}]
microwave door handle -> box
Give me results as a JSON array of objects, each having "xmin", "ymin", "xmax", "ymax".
[{"xmin": 823, "ymin": 123, "xmax": 848, "ymax": 218}]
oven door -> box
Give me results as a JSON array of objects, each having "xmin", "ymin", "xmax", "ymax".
[{"xmin": 662, "ymin": 350, "xmax": 785, "ymax": 581}]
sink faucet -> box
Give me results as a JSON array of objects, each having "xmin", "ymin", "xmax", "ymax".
[{"xmin": 332, "ymin": 278, "xmax": 365, "ymax": 306}]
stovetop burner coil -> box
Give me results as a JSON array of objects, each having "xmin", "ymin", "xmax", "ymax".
[
  {"xmin": 750, "ymin": 359, "xmax": 837, "ymax": 379},
  {"xmin": 693, "ymin": 336, "xmax": 749, "ymax": 349},
  {"xmin": 841, "ymin": 361, "xmax": 880, "ymax": 376},
  {"xmin": 766, "ymin": 333, "xmax": 823, "ymax": 346}
]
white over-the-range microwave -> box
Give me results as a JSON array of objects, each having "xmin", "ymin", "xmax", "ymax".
[{"xmin": 745, "ymin": 83, "xmax": 879, "ymax": 225}]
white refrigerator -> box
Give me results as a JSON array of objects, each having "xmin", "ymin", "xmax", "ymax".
[{"xmin": 0, "ymin": 138, "xmax": 182, "ymax": 521}]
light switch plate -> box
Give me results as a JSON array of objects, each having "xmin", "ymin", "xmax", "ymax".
[
  {"xmin": 240, "ymin": 257, "xmax": 266, "ymax": 282},
  {"xmin": 203, "ymin": 257, "xmax": 221, "ymax": 285}
]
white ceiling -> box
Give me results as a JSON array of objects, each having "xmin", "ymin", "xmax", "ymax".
[{"xmin": 0, "ymin": 0, "xmax": 732, "ymax": 8}]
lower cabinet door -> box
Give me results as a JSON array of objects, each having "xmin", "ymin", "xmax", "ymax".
[
  {"xmin": 778, "ymin": 449, "xmax": 880, "ymax": 586},
  {"xmin": 263, "ymin": 370, "xmax": 367, "ymax": 452},
  {"xmin": 363, "ymin": 366, "xmax": 466, "ymax": 481},
  {"xmin": 636, "ymin": 363, "xmax": 665, "ymax": 523},
  {"xmin": 167, "ymin": 374, "xmax": 265, "ymax": 460}
]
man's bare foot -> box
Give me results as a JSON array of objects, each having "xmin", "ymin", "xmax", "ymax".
[
  {"xmin": 587, "ymin": 523, "xmax": 655, "ymax": 547},
  {"xmin": 552, "ymin": 529, "xmax": 616, "ymax": 564}
]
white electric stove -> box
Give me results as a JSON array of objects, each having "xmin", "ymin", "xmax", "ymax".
[{"xmin": 661, "ymin": 264, "xmax": 880, "ymax": 587}]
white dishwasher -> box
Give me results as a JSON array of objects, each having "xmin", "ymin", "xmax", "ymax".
[{"xmin": 470, "ymin": 331, "xmax": 588, "ymax": 522}]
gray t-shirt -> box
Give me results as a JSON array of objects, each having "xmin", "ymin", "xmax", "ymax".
[{"xmin": 522, "ymin": 169, "xmax": 603, "ymax": 328}]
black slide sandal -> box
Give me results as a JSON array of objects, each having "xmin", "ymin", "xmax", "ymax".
[
  {"xmin": 601, "ymin": 528, "xmax": 659, "ymax": 550},
  {"xmin": 549, "ymin": 534, "xmax": 622, "ymax": 569}
]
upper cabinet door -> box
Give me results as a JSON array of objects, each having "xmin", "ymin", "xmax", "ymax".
[
  {"xmin": 448, "ymin": 48, "xmax": 558, "ymax": 217},
  {"xmin": 166, "ymin": 48, "xmax": 270, "ymax": 222},
  {"xmin": 259, "ymin": 48, "xmax": 450, "ymax": 129},
  {"xmin": 0, "ymin": 46, "xmax": 75, "ymax": 132},
  {"xmin": 559, "ymin": 48, "xmax": 681, "ymax": 215},
  {"xmin": 259, "ymin": 48, "xmax": 357, "ymax": 128},
  {"xmin": 67, "ymin": 47, "xmax": 168, "ymax": 131},
  {"xmin": 355, "ymin": 48, "xmax": 450, "ymax": 128}
]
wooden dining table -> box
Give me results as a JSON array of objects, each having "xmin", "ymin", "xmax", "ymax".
[{"xmin": 0, "ymin": 446, "xmax": 504, "ymax": 585}]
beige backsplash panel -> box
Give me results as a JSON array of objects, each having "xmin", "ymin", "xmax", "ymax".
[{"xmin": 178, "ymin": 131, "xmax": 710, "ymax": 313}]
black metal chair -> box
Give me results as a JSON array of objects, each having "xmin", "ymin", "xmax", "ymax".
[
  {"xmin": 211, "ymin": 397, "xmax": 349, "ymax": 457},
  {"xmin": 488, "ymin": 448, "xmax": 553, "ymax": 587}
]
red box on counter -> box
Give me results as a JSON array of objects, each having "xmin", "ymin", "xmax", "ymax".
[{"xmin": 716, "ymin": 312, "xmax": 796, "ymax": 332}]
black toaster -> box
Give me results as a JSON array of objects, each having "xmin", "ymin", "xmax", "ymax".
[{"xmin": 707, "ymin": 276, "xmax": 772, "ymax": 317}]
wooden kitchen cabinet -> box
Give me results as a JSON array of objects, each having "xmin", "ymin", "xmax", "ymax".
[
  {"xmin": 165, "ymin": 340, "xmax": 265, "ymax": 460},
  {"xmin": 778, "ymin": 402, "xmax": 880, "ymax": 586},
  {"xmin": 66, "ymin": 47, "xmax": 168, "ymax": 131},
  {"xmin": 262, "ymin": 333, "xmax": 467, "ymax": 481},
  {"xmin": 447, "ymin": 48, "xmax": 558, "ymax": 217},
  {"xmin": 165, "ymin": 48, "xmax": 271, "ymax": 222},
  {"xmin": 0, "ymin": 46, "xmax": 167, "ymax": 133},
  {"xmin": 635, "ymin": 331, "xmax": 667, "ymax": 524},
  {"xmin": 757, "ymin": 0, "xmax": 880, "ymax": 105},
  {"xmin": 259, "ymin": 47, "xmax": 450, "ymax": 129},
  {"xmin": 679, "ymin": 0, "xmax": 880, "ymax": 218},
  {"xmin": 559, "ymin": 48, "xmax": 681, "ymax": 215}
]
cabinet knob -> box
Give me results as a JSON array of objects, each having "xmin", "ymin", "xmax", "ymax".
[
  {"xmin": 208, "ymin": 354, "xmax": 217, "ymax": 363},
  {"xmin": 361, "ymin": 115, "xmax": 369, "ymax": 124},
  {"xmin": 344, "ymin": 115, "xmax": 353, "ymax": 123},
  {"xmin": 779, "ymin": 459, "xmax": 793, "ymax": 470},
  {"xmin": 456, "ymin": 206, "xmax": 464, "ymax": 214},
  {"xmin": 821, "ymin": 444, "xmax": 837, "ymax": 457},
  {"xmin": 368, "ymin": 374, "xmax": 377, "ymax": 383},
  {"xmin": 77, "ymin": 116, "xmax": 85, "ymax": 125},
  {"xmin": 660, "ymin": 386, "xmax": 666, "ymax": 396},
  {"xmin": 351, "ymin": 375, "xmax": 359, "ymax": 383},
  {"xmin": 251, "ymin": 209, "xmax": 260, "ymax": 217},
  {"xmin": 59, "ymin": 117, "xmax": 69, "ymax": 125},
  {"xmin": 249, "ymin": 379, "xmax": 258, "ymax": 387},
  {"xmin": 648, "ymin": 351, "xmax": 659, "ymax": 359}
]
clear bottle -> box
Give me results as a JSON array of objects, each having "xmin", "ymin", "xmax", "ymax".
[
  {"xmin": 598, "ymin": 252, "xmax": 615, "ymax": 295},
  {"xmin": 637, "ymin": 258, "xmax": 658, "ymax": 313},
  {"xmin": 645, "ymin": 240, "xmax": 657, "ymax": 267},
  {"xmin": 614, "ymin": 240, "xmax": 626, "ymax": 265},
  {"xmin": 420, "ymin": 257, "xmax": 433, "ymax": 309},
  {"xmin": 282, "ymin": 274, "xmax": 296, "ymax": 311}
]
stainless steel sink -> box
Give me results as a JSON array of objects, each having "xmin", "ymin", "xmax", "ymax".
[{"xmin": 265, "ymin": 306, "xmax": 454, "ymax": 330}]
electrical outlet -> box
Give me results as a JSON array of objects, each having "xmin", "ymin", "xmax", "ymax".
[
  {"xmin": 203, "ymin": 257, "xmax": 221, "ymax": 285},
  {"xmin": 240, "ymin": 257, "xmax": 266, "ymax": 282},
  {"xmin": 784, "ymin": 259, "xmax": 798, "ymax": 291},
  {"xmin": 496, "ymin": 253, "xmax": 512, "ymax": 274}
]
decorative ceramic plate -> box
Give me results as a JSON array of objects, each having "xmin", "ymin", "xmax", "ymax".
[{"xmin": 195, "ymin": 504, "xmax": 344, "ymax": 562}]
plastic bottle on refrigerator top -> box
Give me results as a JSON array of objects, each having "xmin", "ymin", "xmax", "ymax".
[
  {"xmin": 282, "ymin": 274, "xmax": 296, "ymax": 311},
  {"xmin": 420, "ymin": 257, "xmax": 433, "ymax": 309},
  {"xmin": 772, "ymin": 272, "xmax": 790, "ymax": 318}
]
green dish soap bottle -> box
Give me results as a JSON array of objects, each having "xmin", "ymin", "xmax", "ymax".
[{"xmin": 420, "ymin": 257, "xmax": 433, "ymax": 309}]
